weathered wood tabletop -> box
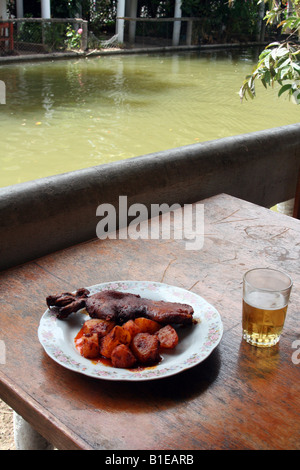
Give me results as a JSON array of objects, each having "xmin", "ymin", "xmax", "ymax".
[{"xmin": 0, "ymin": 193, "xmax": 299, "ymax": 450}]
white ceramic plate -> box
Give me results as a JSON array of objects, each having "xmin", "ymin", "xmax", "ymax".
[{"xmin": 38, "ymin": 281, "xmax": 223, "ymax": 381}]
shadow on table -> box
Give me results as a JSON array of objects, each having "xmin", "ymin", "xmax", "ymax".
[
  {"xmin": 75, "ymin": 346, "xmax": 222, "ymax": 411},
  {"xmin": 236, "ymin": 338, "xmax": 281, "ymax": 380}
]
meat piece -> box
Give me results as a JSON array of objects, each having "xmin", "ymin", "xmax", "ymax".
[
  {"xmin": 141, "ymin": 299, "xmax": 194, "ymax": 325},
  {"xmin": 46, "ymin": 288, "xmax": 90, "ymax": 320},
  {"xmin": 155, "ymin": 325, "xmax": 178, "ymax": 349},
  {"xmin": 85, "ymin": 290, "xmax": 194, "ymax": 325},
  {"xmin": 47, "ymin": 288, "xmax": 194, "ymax": 325},
  {"xmin": 111, "ymin": 344, "xmax": 137, "ymax": 369},
  {"xmin": 131, "ymin": 333, "xmax": 161, "ymax": 365},
  {"xmin": 86, "ymin": 290, "xmax": 144, "ymax": 323}
]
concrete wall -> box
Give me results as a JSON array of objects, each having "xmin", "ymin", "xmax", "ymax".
[{"xmin": 0, "ymin": 123, "xmax": 300, "ymax": 271}]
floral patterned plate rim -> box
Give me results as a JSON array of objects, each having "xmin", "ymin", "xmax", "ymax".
[{"xmin": 38, "ymin": 280, "xmax": 223, "ymax": 381}]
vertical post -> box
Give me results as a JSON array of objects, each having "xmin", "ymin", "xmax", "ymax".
[
  {"xmin": 129, "ymin": 0, "xmax": 138, "ymax": 44},
  {"xmin": 186, "ymin": 20, "xmax": 192, "ymax": 45},
  {"xmin": 0, "ymin": 0, "xmax": 7, "ymax": 19},
  {"xmin": 41, "ymin": 0, "xmax": 51, "ymax": 19},
  {"xmin": 41, "ymin": 18, "xmax": 46, "ymax": 49},
  {"xmin": 16, "ymin": 0, "xmax": 23, "ymax": 39},
  {"xmin": 293, "ymin": 170, "xmax": 300, "ymax": 219},
  {"xmin": 0, "ymin": 79, "xmax": 5, "ymax": 104},
  {"xmin": 9, "ymin": 21, "xmax": 13, "ymax": 50},
  {"xmin": 81, "ymin": 20, "xmax": 88, "ymax": 50},
  {"xmin": 16, "ymin": 0, "xmax": 24, "ymax": 18},
  {"xmin": 172, "ymin": 0, "xmax": 182, "ymax": 46},
  {"xmin": 116, "ymin": 0, "xmax": 125, "ymax": 44},
  {"xmin": 41, "ymin": 0, "xmax": 50, "ymax": 52}
]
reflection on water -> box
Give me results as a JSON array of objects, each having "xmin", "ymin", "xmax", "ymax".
[{"xmin": 0, "ymin": 48, "xmax": 299, "ymax": 187}]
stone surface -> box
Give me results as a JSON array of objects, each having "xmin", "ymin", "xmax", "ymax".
[{"xmin": 0, "ymin": 124, "xmax": 299, "ymax": 271}]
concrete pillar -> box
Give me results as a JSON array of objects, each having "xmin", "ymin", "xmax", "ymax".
[
  {"xmin": 13, "ymin": 412, "xmax": 54, "ymax": 450},
  {"xmin": 15, "ymin": 0, "xmax": 23, "ymax": 37},
  {"xmin": 128, "ymin": 0, "xmax": 138, "ymax": 44},
  {"xmin": 276, "ymin": 199, "xmax": 295, "ymax": 217},
  {"xmin": 41, "ymin": 0, "xmax": 51, "ymax": 19},
  {"xmin": 116, "ymin": 0, "xmax": 125, "ymax": 44},
  {"xmin": 0, "ymin": 0, "xmax": 7, "ymax": 19},
  {"xmin": 16, "ymin": 0, "xmax": 23, "ymax": 18},
  {"xmin": 0, "ymin": 79, "xmax": 5, "ymax": 104},
  {"xmin": 172, "ymin": 0, "xmax": 182, "ymax": 46}
]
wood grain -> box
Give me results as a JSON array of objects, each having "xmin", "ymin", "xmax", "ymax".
[{"xmin": 0, "ymin": 194, "xmax": 299, "ymax": 450}]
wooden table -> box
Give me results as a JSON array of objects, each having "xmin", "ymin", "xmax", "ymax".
[{"xmin": 0, "ymin": 193, "xmax": 299, "ymax": 450}]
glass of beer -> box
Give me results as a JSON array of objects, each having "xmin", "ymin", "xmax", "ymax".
[{"xmin": 242, "ymin": 268, "xmax": 292, "ymax": 347}]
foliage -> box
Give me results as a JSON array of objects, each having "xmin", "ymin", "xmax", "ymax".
[
  {"xmin": 65, "ymin": 25, "xmax": 82, "ymax": 49},
  {"xmin": 239, "ymin": 0, "xmax": 300, "ymax": 103},
  {"xmin": 16, "ymin": 18, "xmax": 43, "ymax": 44},
  {"xmin": 86, "ymin": 0, "xmax": 260, "ymax": 39},
  {"xmin": 88, "ymin": 0, "xmax": 117, "ymax": 36},
  {"xmin": 51, "ymin": 0, "xmax": 82, "ymax": 18},
  {"xmin": 44, "ymin": 23, "xmax": 67, "ymax": 51},
  {"xmin": 181, "ymin": 0, "xmax": 259, "ymax": 41}
]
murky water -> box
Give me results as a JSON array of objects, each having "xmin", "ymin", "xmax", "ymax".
[{"xmin": 0, "ymin": 49, "xmax": 299, "ymax": 188}]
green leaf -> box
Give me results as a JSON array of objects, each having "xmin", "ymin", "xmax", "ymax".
[
  {"xmin": 280, "ymin": 66, "xmax": 292, "ymax": 79},
  {"xmin": 264, "ymin": 53, "xmax": 270, "ymax": 69},
  {"xmin": 276, "ymin": 47, "xmax": 289, "ymax": 57},
  {"xmin": 266, "ymin": 42, "xmax": 281, "ymax": 48},
  {"xmin": 294, "ymin": 92, "xmax": 300, "ymax": 103},
  {"xmin": 292, "ymin": 62, "xmax": 300, "ymax": 73},
  {"xmin": 261, "ymin": 77, "xmax": 267, "ymax": 89},
  {"xmin": 271, "ymin": 48, "xmax": 279, "ymax": 61},
  {"xmin": 264, "ymin": 70, "xmax": 271, "ymax": 85},
  {"xmin": 278, "ymin": 58, "xmax": 291, "ymax": 69},
  {"xmin": 278, "ymin": 84, "xmax": 292, "ymax": 97},
  {"xmin": 247, "ymin": 87, "xmax": 255, "ymax": 99}
]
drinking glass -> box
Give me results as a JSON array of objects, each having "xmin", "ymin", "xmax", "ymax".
[{"xmin": 242, "ymin": 268, "xmax": 292, "ymax": 347}]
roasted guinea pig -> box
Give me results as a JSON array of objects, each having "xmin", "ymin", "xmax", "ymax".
[
  {"xmin": 46, "ymin": 288, "xmax": 90, "ymax": 320},
  {"xmin": 47, "ymin": 289, "xmax": 194, "ymax": 325},
  {"xmin": 48, "ymin": 287, "xmax": 195, "ymax": 370}
]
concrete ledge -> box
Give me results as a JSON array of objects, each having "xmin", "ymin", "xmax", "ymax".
[
  {"xmin": 0, "ymin": 123, "xmax": 300, "ymax": 270},
  {"xmin": 0, "ymin": 42, "xmax": 266, "ymax": 65}
]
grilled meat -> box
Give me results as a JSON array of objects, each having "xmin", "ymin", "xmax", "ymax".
[
  {"xmin": 47, "ymin": 288, "xmax": 194, "ymax": 325},
  {"xmin": 85, "ymin": 290, "xmax": 194, "ymax": 325}
]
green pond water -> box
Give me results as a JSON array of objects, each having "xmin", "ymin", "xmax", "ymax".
[{"xmin": 0, "ymin": 48, "xmax": 299, "ymax": 188}]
